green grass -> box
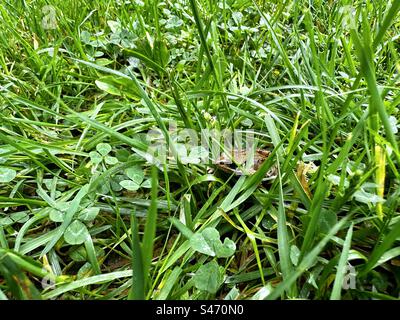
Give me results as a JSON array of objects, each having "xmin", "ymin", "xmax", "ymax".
[{"xmin": 0, "ymin": 0, "xmax": 400, "ymax": 300}]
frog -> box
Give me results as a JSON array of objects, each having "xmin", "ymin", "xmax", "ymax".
[{"xmin": 213, "ymin": 148, "xmax": 278, "ymax": 181}]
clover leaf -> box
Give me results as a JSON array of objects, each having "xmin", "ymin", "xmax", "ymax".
[
  {"xmin": 0, "ymin": 167, "xmax": 17, "ymax": 183},
  {"xmin": 89, "ymin": 143, "xmax": 118, "ymax": 166},
  {"xmin": 190, "ymin": 227, "xmax": 236, "ymax": 258},
  {"xmin": 193, "ymin": 260, "xmax": 224, "ymax": 294},
  {"xmin": 64, "ymin": 220, "xmax": 90, "ymax": 245},
  {"xmin": 78, "ymin": 207, "xmax": 100, "ymax": 221},
  {"xmin": 119, "ymin": 166, "xmax": 146, "ymax": 191}
]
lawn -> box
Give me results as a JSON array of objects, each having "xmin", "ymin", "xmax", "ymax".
[{"xmin": 0, "ymin": 0, "xmax": 400, "ymax": 300}]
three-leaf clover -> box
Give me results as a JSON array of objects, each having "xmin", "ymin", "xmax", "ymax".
[
  {"xmin": 48, "ymin": 203, "xmax": 100, "ymax": 246},
  {"xmin": 119, "ymin": 166, "xmax": 151, "ymax": 191},
  {"xmin": 190, "ymin": 227, "xmax": 236, "ymax": 258},
  {"xmin": 64, "ymin": 207, "xmax": 100, "ymax": 245},
  {"xmin": 89, "ymin": 143, "xmax": 118, "ymax": 165},
  {"xmin": 63, "ymin": 206, "xmax": 100, "ymax": 245}
]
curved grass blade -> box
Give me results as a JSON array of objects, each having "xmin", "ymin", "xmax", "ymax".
[
  {"xmin": 43, "ymin": 270, "xmax": 132, "ymax": 299},
  {"xmin": 330, "ymin": 223, "xmax": 353, "ymax": 300},
  {"xmin": 129, "ymin": 210, "xmax": 145, "ymax": 300}
]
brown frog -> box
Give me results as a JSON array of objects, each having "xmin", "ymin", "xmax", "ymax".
[
  {"xmin": 212, "ymin": 149, "xmax": 318, "ymax": 196},
  {"xmin": 214, "ymin": 148, "xmax": 278, "ymax": 181}
]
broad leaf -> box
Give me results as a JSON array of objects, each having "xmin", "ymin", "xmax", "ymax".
[
  {"xmin": 78, "ymin": 207, "xmax": 100, "ymax": 221},
  {"xmin": 353, "ymin": 189, "xmax": 385, "ymax": 205},
  {"xmin": 193, "ymin": 260, "xmax": 224, "ymax": 294},
  {"xmin": 96, "ymin": 143, "xmax": 112, "ymax": 156},
  {"xmin": 120, "ymin": 179, "xmax": 141, "ymax": 191},
  {"xmin": 154, "ymin": 39, "xmax": 170, "ymax": 68},
  {"xmin": 104, "ymin": 156, "xmax": 118, "ymax": 165},
  {"xmin": 141, "ymin": 179, "xmax": 152, "ymax": 188},
  {"xmin": 49, "ymin": 208, "xmax": 65, "ymax": 223},
  {"xmin": 0, "ymin": 168, "xmax": 16, "ymax": 183},
  {"xmin": 290, "ymin": 245, "xmax": 301, "ymax": 266},
  {"xmin": 64, "ymin": 220, "xmax": 89, "ymax": 245},
  {"xmin": 190, "ymin": 227, "xmax": 236, "ymax": 258},
  {"xmin": 95, "ymin": 79, "xmax": 123, "ymax": 96},
  {"xmin": 125, "ymin": 166, "xmax": 144, "ymax": 185},
  {"xmin": 89, "ymin": 151, "xmax": 102, "ymax": 164},
  {"xmin": 10, "ymin": 212, "xmax": 29, "ymax": 224}
]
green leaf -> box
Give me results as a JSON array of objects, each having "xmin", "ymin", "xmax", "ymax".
[
  {"xmin": 141, "ymin": 179, "xmax": 152, "ymax": 188},
  {"xmin": 224, "ymin": 286, "xmax": 240, "ymax": 300},
  {"xmin": 10, "ymin": 212, "xmax": 29, "ymax": 224},
  {"xmin": 353, "ymin": 189, "xmax": 385, "ymax": 205},
  {"xmin": 251, "ymin": 284, "xmax": 274, "ymax": 300},
  {"xmin": 290, "ymin": 245, "xmax": 301, "ymax": 266},
  {"xmin": 120, "ymin": 180, "xmax": 141, "ymax": 191},
  {"xmin": 327, "ymin": 174, "xmax": 349, "ymax": 188},
  {"xmin": 266, "ymin": 217, "xmax": 349, "ymax": 300},
  {"xmin": 217, "ymin": 237, "xmax": 237, "ymax": 258},
  {"xmin": 95, "ymin": 76, "xmax": 140, "ymax": 99},
  {"xmin": 155, "ymin": 267, "xmax": 182, "ymax": 300},
  {"xmin": 129, "ymin": 211, "xmax": 145, "ymax": 300},
  {"xmin": 193, "ymin": 260, "xmax": 224, "ymax": 294},
  {"xmin": 49, "ymin": 208, "xmax": 65, "ymax": 223},
  {"xmin": 95, "ymin": 58, "xmax": 113, "ymax": 66},
  {"xmin": 96, "ymin": 143, "xmax": 112, "ymax": 156},
  {"xmin": 107, "ymin": 20, "xmax": 121, "ymax": 33},
  {"xmin": 78, "ymin": 207, "xmax": 100, "ymax": 221},
  {"xmin": 190, "ymin": 227, "xmax": 236, "ymax": 258},
  {"xmin": 361, "ymin": 218, "xmax": 400, "ymax": 277},
  {"xmin": 104, "ymin": 156, "xmax": 118, "ymax": 165},
  {"xmin": 110, "ymin": 176, "xmax": 124, "ymax": 191},
  {"xmin": 0, "ymin": 168, "xmax": 16, "ymax": 183},
  {"xmin": 190, "ymin": 231, "xmax": 217, "ymax": 256},
  {"xmin": 64, "ymin": 220, "xmax": 90, "ymax": 245},
  {"xmin": 89, "ymin": 151, "xmax": 102, "ymax": 164},
  {"xmin": 125, "ymin": 166, "xmax": 144, "ymax": 185},
  {"xmin": 70, "ymin": 245, "xmax": 104, "ymax": 262},
  {"xmin": 84, "ymin": 236, "xmax": 101, "ymax": 274},
  {"xmin": 0, "ymin": 217, "xmax": 13, "ymax": 226},
  {"xmin": 95, "ymin": 79, "xmax": 123, "ymax": 96},
  {"xmin": 69, "ymin": 246, "xmax": 87, "ymax": 262},
  {"xmin": 42, "ymin": 184, "xmax": 90, "ymax": 257},
  {"xmin": 80, "ymin": 30, "xmax": 91, "ymax": 44},
  {"xmin": 141, "ymin": 166, "xmax": 158, "ymax": 290},
  {"xmin": 175, "ymin": 143, "xmax": 188, "ymax": 159},
  {"xmin": 169, "ymin": 217, "xmax": 194, "ymax": 240}
]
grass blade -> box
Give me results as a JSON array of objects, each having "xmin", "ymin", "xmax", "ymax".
[{"xmin": 330, "ymin": 223, "xmax": 353, "ymax": 300}]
